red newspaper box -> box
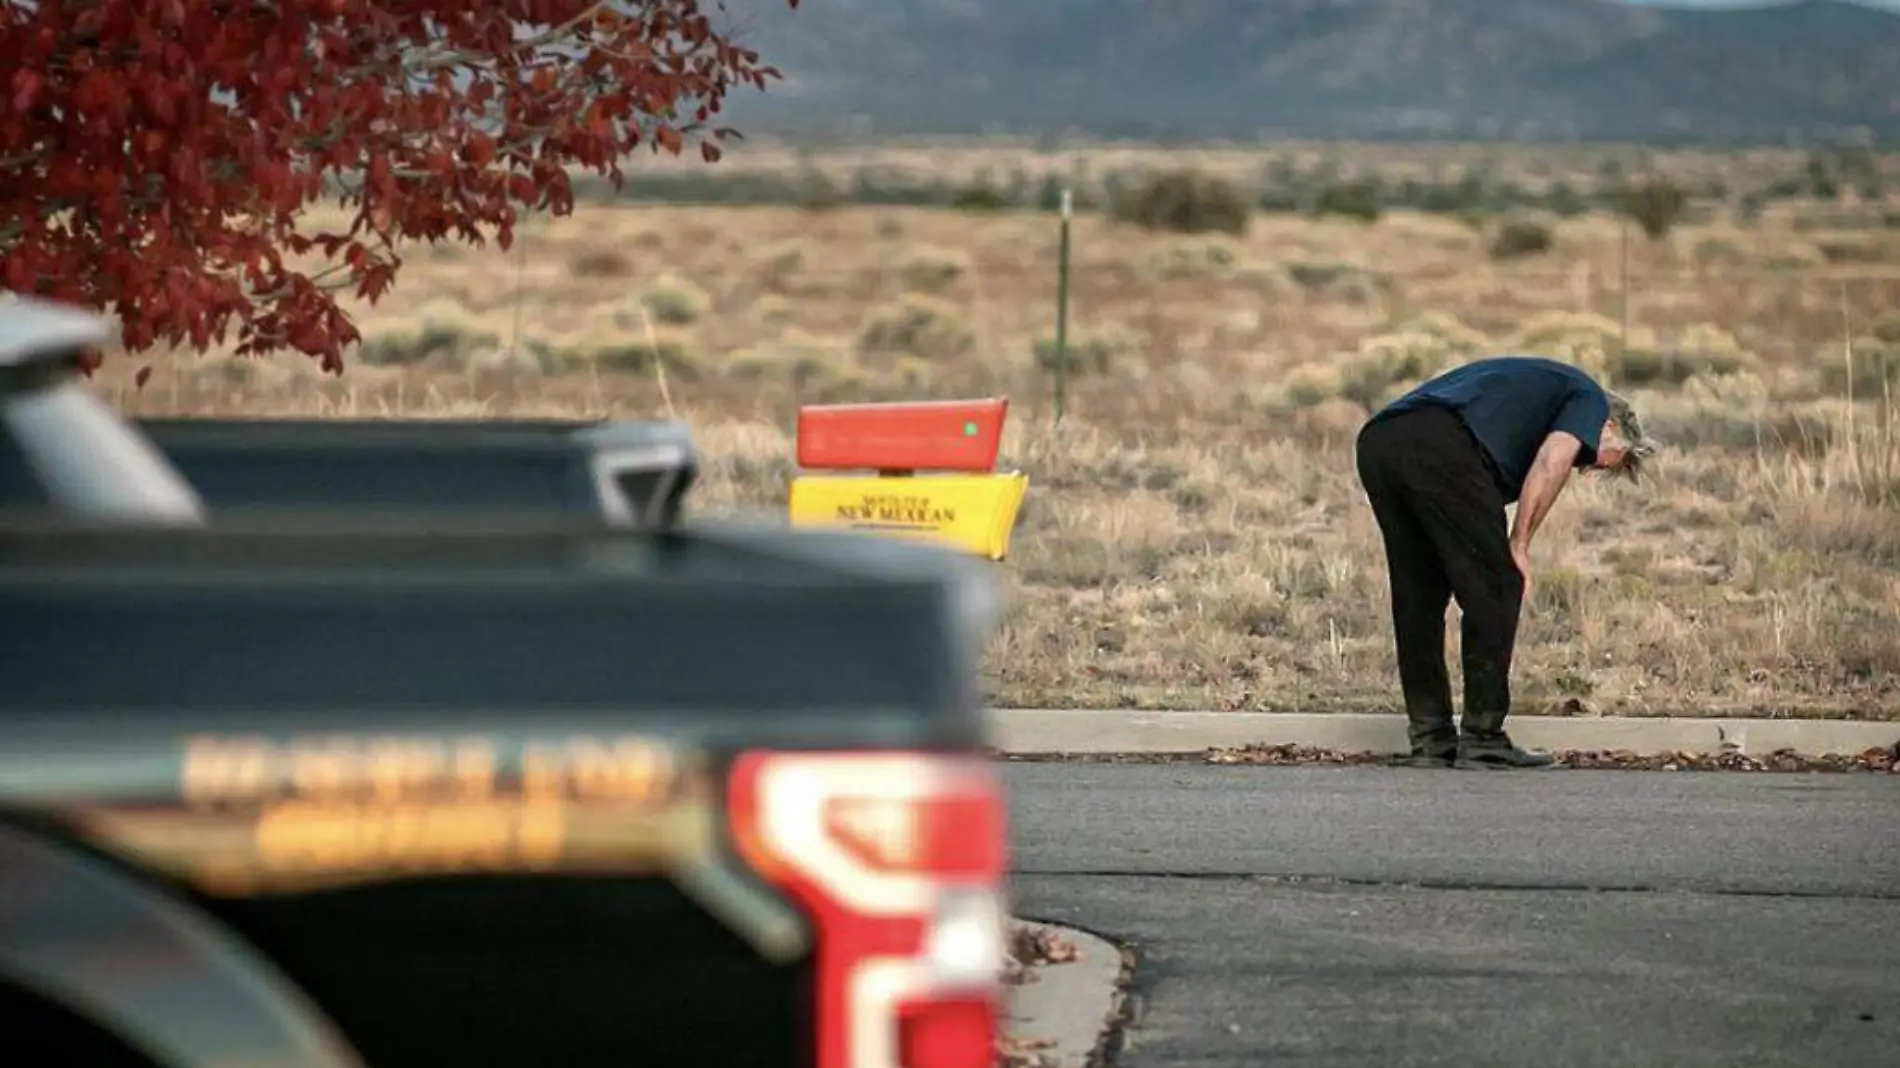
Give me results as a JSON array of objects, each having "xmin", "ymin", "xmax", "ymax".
[{"xmin": 796, "ymin": 398, "xmax": 1008, "ymax": 474}]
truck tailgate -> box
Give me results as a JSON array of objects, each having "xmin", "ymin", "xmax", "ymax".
[{"xmin": 0, "ymin": 516, "xmax": 999, "ymax": 1068}]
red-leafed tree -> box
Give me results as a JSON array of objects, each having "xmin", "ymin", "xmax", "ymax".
[{"xmin": 0, "ymin": 0, "xmax": 797, "ymax": 372}]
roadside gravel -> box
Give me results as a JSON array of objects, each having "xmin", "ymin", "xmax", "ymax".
[{"xmin": 998, "ymin": 740, "xmax": 1900, "ymax": 772}]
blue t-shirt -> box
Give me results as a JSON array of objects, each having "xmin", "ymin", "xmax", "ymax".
[{"xmin": 1373, "ymin": 355, "xmax": 1609, "ymax": 502}]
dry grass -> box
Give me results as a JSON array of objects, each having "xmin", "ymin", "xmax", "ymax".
[{"xmin": 93, "ymin": 148, "xmax": 1900, "ymax": 720}]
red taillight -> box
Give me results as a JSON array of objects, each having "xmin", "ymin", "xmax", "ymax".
[
  {"xmin": 896, "ymin": 998, "xmax": 997, "ymax": 1068},
  {"xmin": 729, "ymin": 752, "xmax": 1007, "ymax": 1068},
  {"xmin": 823, "ymin": 792, "xmax": 1005, "ymax": 878}
]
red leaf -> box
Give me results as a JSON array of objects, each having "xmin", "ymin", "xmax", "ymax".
[
  {"xmin": 9, "ymin": 69, "xmax": 42, "ymax": 112},
  {"xmin": 134, "ymin": 366, "xmax": 154, "ymax": 389},
  {"xmin": 0, "ymin": 0, "xmax": 800, "ymax": 370}
]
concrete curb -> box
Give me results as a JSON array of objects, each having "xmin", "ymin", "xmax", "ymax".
[
  {"xmin": 1003, "ymin": 920, "xmax": 1127, "ymax": 1068},
  {"xmin": 986, "ymin": 708, "xmax": 1900, "ymax": 758}
]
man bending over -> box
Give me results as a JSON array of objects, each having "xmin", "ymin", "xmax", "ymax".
[{"xmin": 1354, "ymin": 355, "xmax": 1656, "ymax": 769}]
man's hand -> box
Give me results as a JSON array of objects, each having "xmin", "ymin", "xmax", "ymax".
[
  {"xmin": 1511, "ymin": 540, "xmax": 1533, "ymax": 602},
  {"xmin": 1507, "ymin": 430, "xmax": 1581, "ymax": 609}
]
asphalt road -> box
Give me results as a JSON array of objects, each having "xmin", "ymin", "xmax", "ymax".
[{"xmin": 1003, "ymin": 763, "xmax": 1900, "ymax": 1068}]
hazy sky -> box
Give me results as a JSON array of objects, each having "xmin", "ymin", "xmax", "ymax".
[{"xmin": 1623, "ymin": 0, "xmax": 1900, "ymax": 7}]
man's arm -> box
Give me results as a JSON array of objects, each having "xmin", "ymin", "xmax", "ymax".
[{"xmin": 1510, "ymin": 430, "xmax": 1584, "ymax": 555}]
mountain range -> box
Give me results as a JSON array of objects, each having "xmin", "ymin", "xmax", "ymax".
[{"xmin": 716, "ymin": 0, "xmax": 1900, "ymax": 144}]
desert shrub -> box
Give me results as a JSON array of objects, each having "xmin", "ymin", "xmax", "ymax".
[
  {"xmin": 1691, "ymin": 237, "xmax": 1747, "ymax": 268},
  {"xmin": 1513, "ymin": 311, "xmax": 1621, "ymax": 350},
  {"xmin": 569, "ymin": 248, "xmax": 634, "ymax": 278},
  {"xmin": 636, "ymin": 274, "xmax": 712, "ymax": 326},
  {"xmin": 749, "ymin": 294, "xmax": 796, "ymax": 329},
  {"xmin": 1311, "ymin": 179, "xmax": 1383, "ymax": 222},
  {"xmin": 1290, "ymin": 397, "xmax": 1370, "ymax": 448},
  {"xmin": 1603, "ymin": 350, "xmax": 1670, "ymax": 386},
  {"xmin": 1207, "ymin": 575, "xmax": 1291, "ymax": 638},
  {"xmin": 728, "ymin": 333, "xmax": 868, "ymax": 393},
  {"xmin": 1618, "ymin": 178, "xmax": 1689, "ymax": 240},
  {"xmin": 1542, "ymin": 181, "xmax": 1589, "ymax": 217},
  {"xmin": 1670, "ymin": 389, "xmax": 1850, "ymax": 459},
  {"xmin": 1256, "ymin": 186, "xmax": 1303, "ymax": 213},
  {"xmin": 1805, "ymin": 153, "xmax": 1840, "ymax": 199},
  {"xmin": 1763, "ymin": 241, "xmax": 1829, "ymax": 272},
  {"xmin": 883, "ymin": 355, "xmax": 940, "ymax": 394},
  {"xmin": 1279, "ymin": 363, "xmax": 1347, "ymax": 409},
  {"xmin": 1677, "ymin": 370, "xmax": 1773, "ymax": 444},
  {"xmin": 1816, "ymin": 240, "xmax": 1886, "ymax": 265},
  {"xmin": 950, "ymin": 181, "xmax": 1012, "ymax": 211},
  {"xmin": 758, "ymin": 242, "xmax": 807, "ymax": 276},
  {"xmin": 1111, "ymin": 168, "xmax": 1250, "ymax": 236},
  {"xmin": 1333, "ymin": 330, "xmax": 1471, "ymax": 409},
  {"xmin": 185, "ymin": 351, "xmax": 296, "ymax": 390},
  {"xmin": 1385, "ymin": 311, "xmax": 1494, "ymax": 356},
  {"xmin": 1613, "ymin": 324, "xmax": 1758, "ymax": 387},
  {"xmin": 1873, "ymin": 313, "xmax": 1900, "ymax": 346},
  {"xmin": 897, "ymin": 247, "xmax": 972, "ymax": 293},
  {"xmin": 569, "ymin": 334, "xmax": 698, "ymax": 377},
  {"xmin": 1453, "ymin": 207, "xmax": 1492, "ymax": 233},
  {"xmin": 1488, "ymin": 216, "xmax": 1554, "ymax": 260},
  {"xmin": 1405, "ymin": 177, "xmax": 1489, "ymax": 215},
  {"xmin": 1531, "ymin": 567, "xmax": 1584, "ymax": 619},
  {"xmin": 358, "ymin": 300, "xmax": 498, "ymax": 367},
  {"xmin": 1286, "ymin": 261, "xmax": 1389, "ymax": 307},
  {"xmin": 872, "ymin": 214, "xmax": 906, "ymax": 240},
  {"xmin": 858, "ymin": 295, "xmax": 975, "ymax": 357},
  {"xmin": 1683, "ymin": 369, "xmax": 1771, "ymax": 411},
  {"xmin": 358, "ymin": 328, "xmax": 429, "ymax": 366},
  {"xmin": 1506, "ymin": 311, "xmax": 1627, "ymax": 377},
  {"xmin": 1283, "ymin": 260, "xmax": 1349, "ymax": 289},
  {"xmin": 1142, "ymin": 238, "xmax": 1239, "ymax": 280},
  {"xmin": 1817, "ymin": 341, "xmax": 1900, "ymax": 398},
  {"xmin": 1286, "ymin": 260, "xmax": 1389, "ymax": 304},
  {"xmin": 1032, "ymin": 326, "xmax": 1134, "ymax": 377},
  {"xmin": 463, "ymin": 343, "xmax": 565, "ymax": 375},
  {"xmin": 794, "ymin": 168, "xmax": 844, "ymax": 212}
]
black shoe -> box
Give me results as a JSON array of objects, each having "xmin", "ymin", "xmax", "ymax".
[
  {"xmin": 1399, "ymin": 720, "xmax": 1457, "ymax": 769},
  {"xmin": 1455, "ymin": 733, "xmax": 1556, "ymax": 770}
]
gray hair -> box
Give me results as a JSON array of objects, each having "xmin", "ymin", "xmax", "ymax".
[{"xmin": 1604, "ymin": 389, "xmax": 1657, "ymax": 483}]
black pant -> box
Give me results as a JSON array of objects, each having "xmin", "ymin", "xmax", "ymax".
[{"xmin": 1354, "ymin": 406, "xmax": 1524, "ymax": 753}]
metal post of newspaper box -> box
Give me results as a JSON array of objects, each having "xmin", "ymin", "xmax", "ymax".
[{"xmin": 785, "ymin": 398, "xmax": 1029, "ymax": 561}]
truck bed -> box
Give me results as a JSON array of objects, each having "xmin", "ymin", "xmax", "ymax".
[
  {"xmin": 0, "ymin": 514, "xmax": 995, "ymax": 1068},
  {"xmin": 0, "ymin": 417, "xmax": 696, "ymax": 523},
  {"xmin": 1, "ymin": 515, "xmax": 983, "ymax": 745}
]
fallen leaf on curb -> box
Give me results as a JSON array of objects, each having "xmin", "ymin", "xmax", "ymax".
[
  {"xmin": 996, "ymin": 1036, "xmax": 1060, "ymax": 1068},
  {"xmin": 1002, "ymin": 922, "xmax": 1081, "ymax": 986},
  {"xmin": 1003, "ymin": 741, "xmax": 1900, "ymax": 773},
  {"xmin": 1206, "ymin": 743, "xmax": 1390, "ymax": 766},
  {"xmin": 1193, "ymin": 742, "xmax": 1900, "ymax": 773},
  {"xmin": 1011, "ymin": 923, "xmax": 1081, "ymax": 966},
  {"xmin": 1555, "ymin": 745, "xmax": 1898, "ymax": 773},
  {"xmin": 1548, "ymin": 697, "xmax": 1595, "ymax": 717}
]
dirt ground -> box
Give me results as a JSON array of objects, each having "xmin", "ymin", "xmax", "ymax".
[{"xmin": 94, "ymin": 143, "xmax": 1900, "ymax": 720}]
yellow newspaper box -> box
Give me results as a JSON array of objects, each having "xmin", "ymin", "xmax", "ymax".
[
  {"xmin": 786, "ymin": 398, "xmax": 1029, "ymax": 561},
  {"xmin": 788, "ymin": 471, "xmax": 1029, "ymax": 560}
]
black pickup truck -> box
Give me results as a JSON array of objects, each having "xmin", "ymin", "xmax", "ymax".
[
  {"xmin": 0, "ymin": 414, "xmax": 698, "ymax": 528},
  {"xmin": 0, "ymin": 296, "xmax": 1008, "ymax": 1068}
]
